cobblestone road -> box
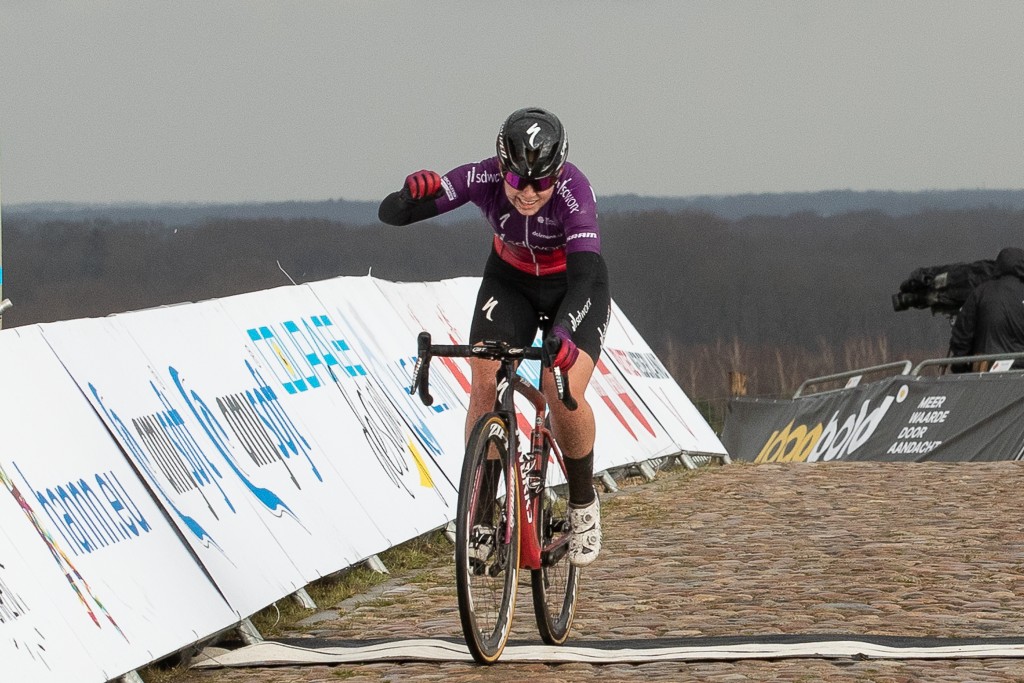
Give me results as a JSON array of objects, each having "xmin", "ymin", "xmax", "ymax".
[{"xmin": 179, "ymin": 461, "xmax": 1024, "ymax": 682}]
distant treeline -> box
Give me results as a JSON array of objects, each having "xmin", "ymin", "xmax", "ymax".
[
  {"xmin": 4, "ymin": 204, "xmax": 1022, "ymax": 402},
  {"xmin": 10, "ymin": 187, "xmax": 1024, "ymax": 225}
]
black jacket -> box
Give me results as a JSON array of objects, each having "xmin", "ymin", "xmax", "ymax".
[{"xmin": 949, "ymin": 247, "xmax": 1024, "ymax": 364}]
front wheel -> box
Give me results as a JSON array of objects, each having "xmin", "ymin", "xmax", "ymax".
[
  {"xmin": 455, "ymin": 413, "xmax": 520, "ymax": 664},
  {"xmin": 531, "ymin": 431, "xmax": 580, "ymax": 645}
]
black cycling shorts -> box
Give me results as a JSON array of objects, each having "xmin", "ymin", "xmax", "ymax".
[{"xmin": 469, "ymin": 249, "xmax": 610, "ymax": 362}]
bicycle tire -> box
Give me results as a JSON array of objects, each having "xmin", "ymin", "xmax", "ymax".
[
  {"xmin": 530, "ymin": 430, "xmax": 580, "ymax": 645},
  {"xmin": 455, "ymin": 413, "xmax": 521, "ymax": 664}
]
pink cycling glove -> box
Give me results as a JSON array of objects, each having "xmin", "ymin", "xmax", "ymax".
[
  {"xmin": 546, "ymin": 325, "xmax": 579, "ymax": 372},
  {"xmin": 403, "ymin": 170, "xmax": 442, "ymax": 200}
]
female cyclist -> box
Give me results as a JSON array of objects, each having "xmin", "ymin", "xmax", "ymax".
[{"xmin": 379, "ymin": 107, "xmax": 610, "ymax": 567}]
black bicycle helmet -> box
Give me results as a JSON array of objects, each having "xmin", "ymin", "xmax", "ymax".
[{"xmin": 496, "ymin": 107, "xmax": 568, "ymax": 178}]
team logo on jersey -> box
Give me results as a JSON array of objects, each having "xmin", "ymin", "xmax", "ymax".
[
  {"xmin": 557, "ymin": 180, "xmax": 581, "ymax": 214},
  {"xmin": 442, "ymin": 176, "xmax": 457, "ymax": 200},
  {"xmin": 568, "ymin": 297, "xmax": 592, "ymax": 332},
  {"xmin": 598, "ymin": 305, "xmax": 611, "ymax": 346},
  {"xmin": 482, "ymin": 297, "xmax": 499, "ymax": 321}
]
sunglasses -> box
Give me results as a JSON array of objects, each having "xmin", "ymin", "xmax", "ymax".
[{"xmin": 502, "ymin": 169, "xmax": 558, "ymax": 192}]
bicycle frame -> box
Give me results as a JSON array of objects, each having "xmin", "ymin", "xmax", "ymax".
[
  {"xmin": 507, "ymin": 372, "xmax": 568, "ymax": 571},
  {"xmin": 411, "ymin": 333, "xmax": 573, "ymax": 571},
  {"xmin": 412, "ymin": 332, "xmax": 581, "ymax": 661}
]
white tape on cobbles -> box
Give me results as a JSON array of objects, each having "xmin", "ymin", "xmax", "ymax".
[{"xmin": 194, "ymin": 637, "xmax": 1024, "ymax": 667}]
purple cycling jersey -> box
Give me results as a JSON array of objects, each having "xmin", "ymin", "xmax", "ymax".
[{"xmin": 434, "ymin": 157, "xmax": 600, "ymax": 275}]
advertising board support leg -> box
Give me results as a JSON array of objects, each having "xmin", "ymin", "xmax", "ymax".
[
  {"xmin": 598, "ymin": 470, "xmax": 619, "ymax": 493},
  {"xmin": 670, "ymin": 451, "xmax": 732, "ymax": 469},
  {"xmin": 637, "ymin": 461, "xmax": 657, "ymax": 481},
  {"xmin": 292, "ymin": 587, "xmax": 316, "ymax": 609},
  {"xmin": 236, "ymin": 617, "xmax": 264, "ymax": 645},
  {"xmin": 677, "ymin": 453, "xmax": 698, "ymax": 469},
  {"xmin": 364, "ymin": 554, "xmax": 390, "ymax": 574}
]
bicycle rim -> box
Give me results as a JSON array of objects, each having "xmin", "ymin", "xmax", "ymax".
[
  {"xmin": 455, "ymin": 413, "xmax": 520, "ymax": 664},
  {"xmin": 531, "ymin": 432, "xmax": 580, "ymax": 645}
]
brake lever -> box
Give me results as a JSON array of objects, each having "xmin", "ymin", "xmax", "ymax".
[
  {"xmin": 413, "ymin": 331, "xmax": 434, "ymax": 406},
  {"xmin": 552, "ymin": 366, "xmax": 578, "ymax": 411}
]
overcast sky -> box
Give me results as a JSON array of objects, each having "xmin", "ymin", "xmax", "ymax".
[{"xmin": 2, "ymin": 1, "xmax": 1023, "ymax": 205}]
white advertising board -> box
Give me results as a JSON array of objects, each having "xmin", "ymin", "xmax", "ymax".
[
  {"xmin": 0, "ymin": 326, "xmax": 235, "ymax": 682},
  {"xmin": 38, "ymin": 316, "xmax": 306, "ymax": 618},
  {"xmin": 307, "ymin": 277, "xmax": 467, "ymax": 493},
  {"xmin": 378, "ymin": 277, "xmax": 478, "ymax": 419},
  {"xmin": 604, "ymin": 301, "xmax": 727, "ymax": 456},
  {"xmin": 219, "ymin": 281, "xmax": 457, "ymax": 545},
  {"xmin": 0, "ymin": 519, "xmax": 105, "ymax": 683},
  {"xmin": 588, "ymin": 348, "xmax": 681, "ymax": 461},
  {"xmin": 112, "ymin": 296, "xmax": 391, "ymax": 578}
]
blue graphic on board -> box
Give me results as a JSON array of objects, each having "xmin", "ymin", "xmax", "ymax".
[
  {"xmin": 81, "ymin": 351, "xmax": 323, "ymax": 552},
  {"xmin": 16, "ymin": 464, "xmax": 152, "ymax": 557},
  {"xmin": 148, "ymin": 375, "xmax": 232, "ymax": 511},
  {"xmin": 245, "ymin": 312, "xmax": 455, "ymax": 501},
  {"xmin": 241, "ymin": 359, "xmax": 321, "ymax": 483},
  {"xmin": 247, "ymin": 315, "xmax": 366, "ymax": 394},
  {"xmin": 169, "ymin": 366, "xmax": 302, "ymax": 527},
  {"xmin": 89, "ymin": 382, "xmax": 224, "ymax": 554}
]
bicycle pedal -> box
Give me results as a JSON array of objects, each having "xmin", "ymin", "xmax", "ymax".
[{"xmin": 550, "ymin": 519, "xmax": 570, "ymax": 534}]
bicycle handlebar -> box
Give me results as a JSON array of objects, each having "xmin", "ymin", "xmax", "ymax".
[{"xmin": 412, "ymin": 331, "xmax": 577, "ymax": 410}]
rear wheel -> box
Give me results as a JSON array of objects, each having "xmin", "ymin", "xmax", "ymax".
[
  {"xmin": 531, "ymin": 431, "xmax": 580, "ymax": 644},
  {"xmin": 455, "ymin": 413, "xmax": 520, "ymax": 664}
]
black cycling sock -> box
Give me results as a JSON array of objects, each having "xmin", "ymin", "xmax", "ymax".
[{"xmin": 564, "ymin": 450, "xmax": 596, "ymax": 507}]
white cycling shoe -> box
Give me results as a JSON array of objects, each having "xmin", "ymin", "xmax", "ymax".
[{"xmin": 568, "ymin": 495, "xmax": 601, "ymax": 567}]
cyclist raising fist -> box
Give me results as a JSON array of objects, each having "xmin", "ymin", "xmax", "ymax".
[{"xmin": 379, "ymin": 107, "xmax": 610, "ymax": 567}]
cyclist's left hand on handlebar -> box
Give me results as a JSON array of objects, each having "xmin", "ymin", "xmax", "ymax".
[
  {"xmin": 402, "ymin": 170, "xmax": 443, "ymax": 200},
  {"xmin": 544, "ymin": 326, "xmax": 579, "ymax": 373}
]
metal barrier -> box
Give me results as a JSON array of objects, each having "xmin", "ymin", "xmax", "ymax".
[
  {"xmin": 911, "ymin": 351, "xmax": 1024, "ymax": 376},
  {"xmin": 792, "ymin": 352, "xmax": 1024, "ymax": 398},
  {"xmin": 793, "ymin": 361, "xmax": 913, "ymax": 398}
]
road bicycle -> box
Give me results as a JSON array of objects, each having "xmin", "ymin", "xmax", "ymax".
[{"xmin": 411, "ymin": 332, "xmax": 581, "ymax": 664}]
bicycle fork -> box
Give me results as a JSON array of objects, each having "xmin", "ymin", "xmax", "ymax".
[{"xmin": 517, "ymin": 399, "xmax": 566, "ymax": 571}]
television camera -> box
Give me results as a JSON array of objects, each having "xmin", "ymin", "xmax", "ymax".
[{"xmin": 892, "ymin": 259, "xmax": 998, "ymax": 317}]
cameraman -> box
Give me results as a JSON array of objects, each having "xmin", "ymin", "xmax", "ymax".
[{"xmin": 949, "ymin": 247, "xmax": 1024, "ymax": 372}]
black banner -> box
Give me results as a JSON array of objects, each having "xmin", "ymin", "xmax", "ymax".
[{"xmin": 722, "ymin": 373, "xmax": 1024, "ymax": 462}]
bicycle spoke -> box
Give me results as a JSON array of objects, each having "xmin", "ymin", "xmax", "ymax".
[
  {"xmin": 456, "ymin": 414, "xmax": 520, "ymax": 664},
  {"xmin": 531, "ymin": 436, "xmax": 580, "ymax": 645}
]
